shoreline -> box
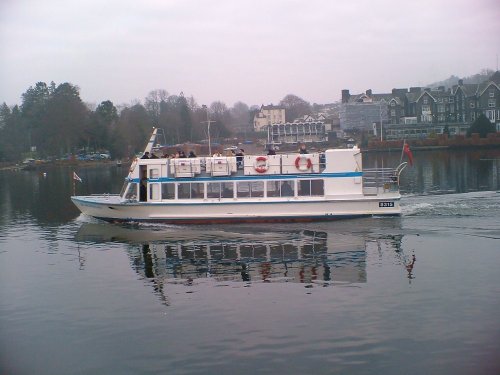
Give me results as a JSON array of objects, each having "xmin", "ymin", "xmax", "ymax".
[
  {"xmin": 2, "ymin": 142, "xmax": 499, "ymax": 171},
  {"xmin": 0, "ymin": 159, "xmax": 125, "ymax": 172}
]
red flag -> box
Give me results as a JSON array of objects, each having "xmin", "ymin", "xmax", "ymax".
[{"xmin": 403, "ymin": 143, "xmax": 413, "ymax": 166}]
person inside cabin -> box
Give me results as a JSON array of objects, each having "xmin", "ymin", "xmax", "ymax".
[
  {"xmin": 139, "ymin": 172, "xmax": 147, "ymax": 202},
  {"xmin": 141, "ymin": 151, "xmax": 150, "ymax": 159},
  {"xmin": 162, "ymin": 153, "xmax": 170, "ymax": 158},
  {"xmin": 299, "ymin": 144, "xmax": 308, "ymax": 154},
  {"xmin": 188, "ymin": 151, "xmax": 197, "ymax": 158},
  {"xmin": 213, "ymin": 150, "xmax": 222, "ymax": 157},
  {"xmin": 222, "ymin": 186, "xmax": 233, "ymax": 198},
  {"xmin": 179, "ymin": 151, "xmax": 186, "ymax": 158},
  {"xmin": 174, "ymin": 151, "xmax": 180, "ymax": 158},
  {"xmin": 235, "ymin": 149, "xmax": 244, "ymax": 168},
  {"xmin": 267, "ymin": 148, "xmax": 276, "ymax": 155},
  {"xmin": 281, "ymin": 181, "xmax": 293, "ymax": 197},
  {"xmin": 150, "ymin": 153, "xmax": 158, "ymax": 159}
]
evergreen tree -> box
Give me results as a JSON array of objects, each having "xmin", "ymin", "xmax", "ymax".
[
  {"xmin": 86, "ymin": 100, "xmax": 118, "ymax": 153},
  {"xmin": 115, "ymin": 104, "xmax": 153, "ymax": 157},
  {"xmin": 467, "ymin": 114, "xmax": 496, "ymax": 137},
  {"xmin": 44, "ymin": 83, "xmax": 89, "ymax": 156},
  {"xmin": 20, "ymin": 82, "xmax": 51, "ymax": 154}
]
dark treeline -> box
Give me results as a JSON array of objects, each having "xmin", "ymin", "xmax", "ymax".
[
  {"xmin": 0, "ymin": 83, "xmax": 245, "ymax": 161},
  {"xmin": 0, "ymin": 82, "xmax": 312, "ymax": 162}
]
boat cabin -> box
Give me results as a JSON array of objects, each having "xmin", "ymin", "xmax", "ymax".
[{"xmin": 121, "ymin": 148, "xmax": 399, "ymax": 203}]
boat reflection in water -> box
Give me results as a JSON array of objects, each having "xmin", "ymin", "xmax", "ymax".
[{"xmin": 76, "ymin": 219, "xmax": 410, "ymax": 293}]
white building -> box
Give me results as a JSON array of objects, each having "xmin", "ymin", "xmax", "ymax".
[{"xmin": 253, "ymin": 105, "xmax": 286, "ymax": 131}]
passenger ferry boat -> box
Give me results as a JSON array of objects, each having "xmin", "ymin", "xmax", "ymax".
[{"xmin": 71, "ymin": 128, "xmax": 407, "ymax": 224}]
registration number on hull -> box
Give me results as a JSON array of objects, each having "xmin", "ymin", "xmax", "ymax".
[{"xmin": 379, "ymin": 201, "xmax": 395, "ymax": 208}]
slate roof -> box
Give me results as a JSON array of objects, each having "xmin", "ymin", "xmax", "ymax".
[
  {"xmin": 489, "ymin": 71, "xmax": 500, "ymax": 84},
  {"xmin": 261, "ymin": 104, "xmax": 284, "ymax": 110},
  {"xmin": 345, "ymin": 72, "xmax": 500, "ymax": 105}
]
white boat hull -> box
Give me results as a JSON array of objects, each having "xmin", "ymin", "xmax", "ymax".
[{"xmin": 71, "ymin": 193, "xmax": 401, "ymax": 224}]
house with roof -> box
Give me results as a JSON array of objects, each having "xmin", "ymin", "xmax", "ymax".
[
  {"xmin": 474, "ymin": 71, "xmax": 500, "ymax": 125},
  {"xmin": 341, "ymin": 71, "xmax": 500, "ymax": 140},
  {"xmin": 253, "ymin": 104, "xmax": 286, "ymax": 132},
  {"xmin": 339, "ymin": 89, "xmax": 389, "ymax": 132}
]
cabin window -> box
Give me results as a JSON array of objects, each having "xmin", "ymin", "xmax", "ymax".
[
  {"xmin": 149, "ymin": 168, "xmax": 160, "ymax": 179},
  {"xmin": 222, "ymin": 182, "xmax": 234, "ymax": 198},
  {"xmin": 124, "ymin": 183, "xmax": 137, "ymax": 200},
  {"xmin": 161, "ymin": 183, "xmax": 175, "ymax": 199},
  {"xmin": 178, "ymin": 182, "xmax": 204, "ymax": 199},
  {"xmin": 237, "ymin": 181, "xmax": 264, "ymax": 198},
  {"xmin": 207, "ymin": 182, "xmax": 234, "ymax": 198},
  {"xmin": 280, "ymin": 180, "xmax": 294, "ymax": 197},
  {"xmin": 149, "ymin": 183, "xmax": 160, "ymax": 200},
  {"xmin": 298, "ymin": 179, "xmax": 324, "ymax": 196},
  {"xmin": 207, "ymin": 183, "xmax": 221, "ymax": 198},
  {"xmin": 266, "ymin": 180, "xmax": 279, "ymax": 197},
  {"xmin": 192, "ymin": 182, "xmax": 204, "ymax": 198},
  {"xmin": 266, "ymin": 180, "xmax": 295, "ymax": 197}
]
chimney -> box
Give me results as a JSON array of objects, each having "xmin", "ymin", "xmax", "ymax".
[
  {"xmin": 341, "ymin": 89, "xmax": 350, "ymax": 103},
  {"xmin": 366, "ymin": 89, "xmax": 372, "ymax": 96}
]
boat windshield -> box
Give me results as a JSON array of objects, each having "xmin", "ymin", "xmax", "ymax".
[{"xmin": 122, "ymin": 183, "xmax": 137, "ymax": 201}]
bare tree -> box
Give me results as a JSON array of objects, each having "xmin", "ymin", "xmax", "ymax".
[
  {"xmin": 229, "ymin": 101, "xmax": 251, "ymax": 133},
  {"xmin": 145, "ymin": 89, "xmax": 168, "ymax": 123},
  {"xmin": 279, "ymin": 94, "xmax": 311, "ymax": 122}
]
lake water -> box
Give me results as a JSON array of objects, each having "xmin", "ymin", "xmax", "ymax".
[{"xmin": 1, "ymin": 149, "xmax": 499, "ymax": 375}]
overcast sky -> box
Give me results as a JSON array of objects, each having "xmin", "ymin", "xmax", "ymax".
[{"xmin": 1, "ymin": 0, "xmax": 499, "ymax": 108}]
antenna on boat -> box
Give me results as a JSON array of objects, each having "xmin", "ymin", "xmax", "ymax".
[{"xmin": 201, "ymin": 105, "xmax": 216, "ymax": 155}]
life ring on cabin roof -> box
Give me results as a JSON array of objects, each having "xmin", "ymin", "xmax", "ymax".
[
  {"xmin": 254, "ymin": 156, "xmax": 269, "ymax": 173},
  {"xmin": 295, "ymin": 155, "xmax": 312, "ymax": 171}
]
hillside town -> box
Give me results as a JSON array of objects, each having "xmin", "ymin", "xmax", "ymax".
[{"xmin": 253, "ymin": 71, "xmax": 500, "ymax": 149}]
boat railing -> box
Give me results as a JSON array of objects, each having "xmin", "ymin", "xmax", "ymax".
[{"xmin": 362, "ymin": 166, "xmax": 401, "ymax": 194}]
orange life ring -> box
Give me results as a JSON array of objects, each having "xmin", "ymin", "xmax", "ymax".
[
  {"xmin": 295, "ymin": 155, "xmax": 312, "ymax": 171},
  {"xmin": 254, "ymin": 156, "xmax": 269, "ymax": 173}
]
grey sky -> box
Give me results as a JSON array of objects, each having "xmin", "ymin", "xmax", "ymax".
[{"xmin": 1, "ymin": 0, "xmax": 499, "ymax": 108}]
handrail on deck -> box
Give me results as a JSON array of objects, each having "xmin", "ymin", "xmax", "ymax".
[{"xmin": 362, "ymin": 162, "xmax": 408, "ymax": 189}]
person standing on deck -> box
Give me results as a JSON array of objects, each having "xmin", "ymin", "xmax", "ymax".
[{"xmin": 235, "ymin": 149, "xmax": 244, "ymax": 168}]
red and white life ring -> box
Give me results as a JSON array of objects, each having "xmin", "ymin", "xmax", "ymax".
[
  {"xmin": 295, "ymin": 155, "xmax": 312, "ymax": 171},
  {"xmin": 254, "ymin": 156, "xmax": 269, "ymax": 173}
]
